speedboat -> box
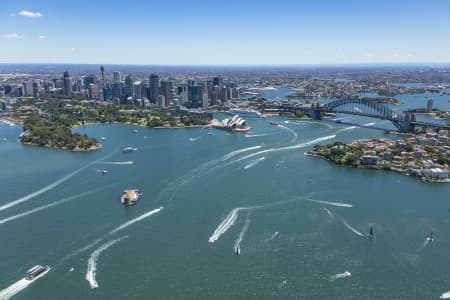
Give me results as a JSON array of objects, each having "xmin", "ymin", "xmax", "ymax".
[
  {"xmin": 122, "ymin": 147, "xmax": 137, "ymax": 153},
  {"xmin": 100, "ymin": 170, "xmax": 108, "ymax": 174}
]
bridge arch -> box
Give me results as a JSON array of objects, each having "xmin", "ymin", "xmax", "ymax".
[{"xmin": 320, "ymin": 98, "xmax": 407, "ymax": 130}]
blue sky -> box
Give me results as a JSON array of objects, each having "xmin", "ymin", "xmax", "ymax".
[{"xmin": 1, "ymin": 0, "xmax": 450, "ymax": 65}]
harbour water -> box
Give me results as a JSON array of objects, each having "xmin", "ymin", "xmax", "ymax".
[{"xmin": 0, "ymin": 94, "xmax": 450, "ymax": 299}]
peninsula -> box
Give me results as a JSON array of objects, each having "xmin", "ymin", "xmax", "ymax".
[{"xmin": 307, "ymin": 132, "xmax": 450, "ymax": 183}]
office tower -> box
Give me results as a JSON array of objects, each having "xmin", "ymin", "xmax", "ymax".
[
  {"xmin": 211, "ymin": 86, "xmax": 219, "ymax": 106},
  {"xmin": 160, "ymin": 80, "xmax": 172, "ymax": 107},
  {"xmin": 188, "ymin": 85, "xmax": 202, "ymax": 108},
  {"xmin": 124, "ymin": 74, "xmax": 134, "ymax": 98},
  {"xmin": 157, "ymin": 95, "xmax": 166, "ymax": 108},
  {"xmin": 32, "ymin": 81, "xmax": 39, "ymax": 96},
  {"xmin": 202, "ymin": 91, "xmax": 209, "ymax": 107},
  {"xmin": 149, "ymin": 74, "xmax": 159, "ymax": 104},
  {"xmin": 23, "ymin": 81, "xmax": 34, "ymax": 96},
  {"xmin": 88, "ymin": 84, "xmax": 98, "ymax": 99},
  {"xmin": 133, "ymin": 81, "xmax": 142, "ymax": 99},
  {"xmin": 212, "ymin": 76, "xmax": 223, "ymax": 88},
  {"xmin": 62, "ymin": 71, "xmax": 72, "ymax": 96},
  {"xmin": 84, "ymin": 75, "xmax": 97, "ymax": 89},
  {"xmin": 113, "ymin": 71, "xmax": 121, "ymax": 83}
]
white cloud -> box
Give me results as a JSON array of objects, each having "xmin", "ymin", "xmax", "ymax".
[
  {"xmin": 1, "ymin": 33, "xmax": 23, "ymax": 39},
  {"xmin": 38, "ymin": 35, "xmax": 46, "ymax": 39},
  {"xmin": 18, "ymin": 10, "xmax": 43, "ymax": 18}
]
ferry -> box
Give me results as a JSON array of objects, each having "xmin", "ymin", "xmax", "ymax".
[
  {"xmin": 122, "ymin": 147, "xmax": 137, "ymax": 153},
  {"xmin": 270, "ymin": 121, "xmax": 280, "ymax": 126},
  {"xmin": 227, "ymin": 108, "xmax": 262, "ymax": 118},
  {"xmin": 25, "ymin": 265, "xmax": 51, "ymax": 281},
  {"xmin": 121, "ymin": 189, "xmax": 143, "ymax": 206}
]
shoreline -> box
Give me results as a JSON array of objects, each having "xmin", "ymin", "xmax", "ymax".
[
  {"xmin": 20, "ymin": 140, "xmax": 102, "ymax": 152},
  {"xmin": 305, "ymin": 151, "xmax": 450, "ymax": 184}
]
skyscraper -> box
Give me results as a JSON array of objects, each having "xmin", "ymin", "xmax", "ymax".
[
  {"xmin": 160, "ymin": 80, "xmax": 172, "ymax": 107},
  {"xmin": 63, "ymin": 70, "xmax": 72, "ymax": 96},
  {"xmin": 125, "ymin": 74, "xmax": 134, "ymax": 98},
  {"xmin": 149, "ymin": 74, "xmax": 159, "ymax": 104},
  {"xmin": 112, "ymin": 71, "xmax": 122, "ymax": 99}
]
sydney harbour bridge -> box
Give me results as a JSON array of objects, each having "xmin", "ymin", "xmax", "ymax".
[{"xmin": 270, "ymin": 98, "xmax": 450, "ymax": 132}]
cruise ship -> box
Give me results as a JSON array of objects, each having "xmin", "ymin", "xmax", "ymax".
[
  {"xmin": 121, "ymin": 189, "xmax": 143, "ymax": 206},
  {"xmin": 227, "ymin": 108, "xmax": 262, "ymax": 118},
  {"xmin": 25, "ymin": 265, "xmax": 51, "ymax": 281}
]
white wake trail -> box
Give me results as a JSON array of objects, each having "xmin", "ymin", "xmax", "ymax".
[
  {"xmin": 0, "ymin": 154, "xmax": 112, "ymax": 212},
  {"xmin": 441, "ymin": 291, "xmax": 450, "ymax": 299},
  {"xmin": 85, "ymin": 236, "xmax": 128, "ymax": 289},
  {"xmin": 0, "ymin": 279, "xmax": 33, "ymax": 300},
  {"xmin": 209, "ymin": 207, "xmax": 259, "ymax": 243},
  {"xmin": 306, "ymin": 199, "xmax": 353, "ymax": 208},
  {"xmin": 264, "ymin": 231, "xmax": 279, "ymax": 243},
  {"xmin": 244, "ymin": 157, "xmax": 265, "ymax": 169},
  {"xmin": 156, "ymin": 145, "xmax": 263, "ymax": 202},
  {"xmin": 221, "ymin": 135, "xmax": 336, "ymax": 168},
  {"xmin": 234, "ymin": 213, "xmax": 251, "ymax": 253},
  {"xmin": 99, "ymin": 161, "xmax": 134, "ymax": 165},
  {"xmin": 342, "ymin": 220, "xmax": 365, "ymax": 237},
  {"xmin": 323, "ymin": 208, "xmax": 335, "ymax": 219},
  {"xmin": 336, "ymin": 126, "xmax": 356, "ymax": 133},
  {"xmin": 0, "ymin": 190, "xmax": 96, "ymax": 225},
  {"xmin": 109, "ymin": 207, "xmax": 163, "ymax": 235},
  {"xmin": 277, "ymin": 124, "xmax": 298, "ymax": 143},
  {"xmin": 363, "ymin": 122, "xmax": 376, "ymax": 126}
]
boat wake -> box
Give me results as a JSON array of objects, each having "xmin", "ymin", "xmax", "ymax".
[
  {"xmin": 336, "ymin": 126, "xmax": 356, "ymax": 133},
  {"xmin": 291, "ymin": 120, "xmax": 333, "ymax": 128},
  {"xmin": 156, "ymin": 145, "xmax": 263, "ymax": 203},
  {"xmin": 245, "ymin": 132, "xmax": 276, "ymax": 138},
  {"xmin": 330, "ymin": 271, "xmax": 351, "ymax": 281},
  {"xmin": 244, "ymin": 157, "xmax": 265, "ymax": 169},
  {"xmin": 306, "ymin": 199, "xmax": 353, "ymax": 208},
  {"xmin": 0, "ymin": 278, "xmax": 33, "ymax": 300},
  {"xmin": 209, "ymin": 207, "xmax": 259, "ymax": 243},
  {"xmin": 0, "ymin": 154, "xmax": 112, "ymax": 212},
  {"xmin": 277, "ymin": 279, "xmax": 287, "ymax": 289},
  {"xmin": 85, "ymin": 236, "xmax": 128, "ymax": 289},
  {"xmin": 264, "ymin": 231, "xmax": 279, "ymax": 243},
  {"xmin": 109, "ymin": 207, "xmax": 163, "ymax": 235},
  {"xmin": 222, "ymin": 135, "xmax": 336, "ymax": 168},
  {"xmin": 323, "ymin": 208, "xmax": 335, "ymax": 219},
  {"xmin": 0, "ymin": 190, "xmax": 99, "ymax": 226},
  {"xmin": 277, "ymin": 124, "xmax": 298, "ymax": 143},
  {"xmin": 234, "ymin": 213, "xmax": 251, "ymax": 254},
  {"xmin": 189, "ymin": 137, "xmax": 201, "ymax": 142},
  {"xmin": 362, "ymin": 122, "xmax": 376, "ymax": 126},
  {"xmin": 99, "ymin": 161, "xmax": 134, "ymax": 165},
  {"xmin": 342, "ymin": 220, "xmax": 365, "ymax": 237},
  {"xmin": 441, "ymin": 291, "xmax": 450, "ymax": 299}
]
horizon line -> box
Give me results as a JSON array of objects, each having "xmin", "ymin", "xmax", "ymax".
[{"xmin": 1, "ymin": 62, "xmax": 450, "ymax": 67}]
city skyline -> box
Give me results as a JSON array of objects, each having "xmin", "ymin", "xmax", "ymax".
[{"xmin": 1, "ymin": 0, "xmax": 450, "ymax": 65}]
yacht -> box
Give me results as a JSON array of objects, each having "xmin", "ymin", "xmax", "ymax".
[
  {"xmin": 100, "ymin": 169, "xmax": 108, "ymax": 174},
  {"xmin": 121, "ymin": 189, "xmax": 143, "ymax": 206},
  {"xmin": 25, "ymin": 265, "xmax": 51, "ymax": 281},
  {"xmin": 227, "ymin": 108, "xmax": 262, "ymax": 118},
  {"xmin": 122, "ymin": 147, "xmax": 137, "ymax": 153}
]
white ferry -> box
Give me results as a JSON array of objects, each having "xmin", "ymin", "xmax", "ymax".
[
  {"xmin": 25, "ymin": 265, "xmax": 51, "ymax": 281},
  {"xmin": 121, "ymin": 189, "xmax": 143, "ymax": 206}
]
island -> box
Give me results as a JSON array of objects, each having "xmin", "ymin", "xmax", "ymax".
[{"xmin": 307, "ymin": 132, "xmax": 450, "ymax": 183}]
